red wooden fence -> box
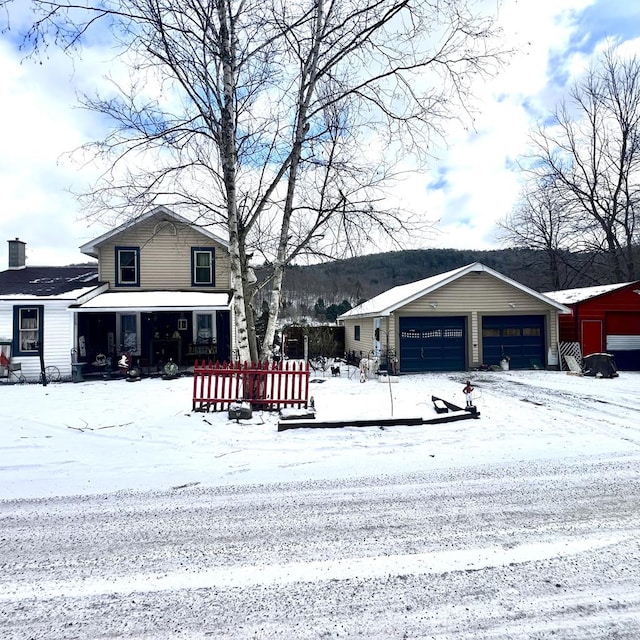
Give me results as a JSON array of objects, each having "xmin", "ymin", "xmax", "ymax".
[{"xmin": 192, "ymin": 360, "xmax": 310, "ymax": 412}]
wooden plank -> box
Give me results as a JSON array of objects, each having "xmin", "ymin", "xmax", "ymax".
[
  {"xmin": 564, "ymin": 355, "xmax": 583, "ymax": 374},
  {"xmin": 277, "ymin": 411, "xmax": 480, "ymax": 432},
  {"xmin": 431, "ymin": 395, "xmax": 465, "ymax": 412}
]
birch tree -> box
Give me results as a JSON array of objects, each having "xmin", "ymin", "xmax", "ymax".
[{"xmin": 4, "ymin": 0, "xmax": 506, "ymax": 361}]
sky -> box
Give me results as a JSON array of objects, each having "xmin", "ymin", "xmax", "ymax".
[
  {"xmin": 1, "ymin": 0, "xmax": 639, "ymax": 268},
  {"xmin": 2, "ymin": 367, "xmax": 639, "ymax": 500}
]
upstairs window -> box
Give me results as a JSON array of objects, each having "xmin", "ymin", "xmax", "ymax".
[
  {"xmin": 354, "ymin": 325, "xmax": 361, "ymax": 341},
  {"xmin": 115, "ymin": 247, "xmax": 140, "ymax": 287},
  {"xmin": 192, "ymin": 247, "xmax": 215, "ymax": 286},
  {"xmin": 13, "ymin": 305, "xmax": 43, "ymax": 356}
]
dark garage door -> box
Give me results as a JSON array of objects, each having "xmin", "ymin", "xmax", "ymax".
[
  {"xmin": 399, "ymin": 316, "xmax": 466, "ymax": 372},
  {"xmin": 482, "ymin": 315, "xmax": 545, "ymax": 369}
]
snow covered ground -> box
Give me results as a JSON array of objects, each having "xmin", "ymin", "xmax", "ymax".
[
  {"xmin": 2, "ymin": 367, "xmax": 640, "ymax": 639},
  {"xmin": 2, "ymin": 366, "xmax": 639, "ymax": 500}
]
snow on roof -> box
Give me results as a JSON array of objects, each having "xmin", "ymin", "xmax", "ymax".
[
  {"xmin": 340, "ymin": 264, "xmax": 469, "ymax": 318},
  {"xmin": 544, "ymin": 282, "xmax": 635, "ymax": 305},
  {"xmin": 0, "ymin": 265, "xmax": 100, "ymax": 299},
  {"xmin": 0, "ymin": 284, "xmax": 101, "ymax": 301},
  {"xmin": 75, "ymin": 290, "xmax": 231, "ymax": 311},
  {"xmin": 340, "ymin": 262, "xmax": 569, "ymax": 319}
]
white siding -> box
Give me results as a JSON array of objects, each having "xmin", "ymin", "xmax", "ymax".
[{"xmin": 0, "ymin": 300, "xmax": 76, "ymax": 382}]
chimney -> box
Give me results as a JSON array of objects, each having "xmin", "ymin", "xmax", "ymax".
[{"xmin": 8, "ymin": 238, "xmax": 26, "ymax": 269}]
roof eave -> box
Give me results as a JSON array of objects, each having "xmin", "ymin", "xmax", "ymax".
[{"xmin": 79, "ymin": 206, "xmax": 230, "ymax": 257}]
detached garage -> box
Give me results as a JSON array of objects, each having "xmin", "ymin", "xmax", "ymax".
[
  {"xmin": 339, "ymin": 262, "xmax": 570, "ymax": 373},
  {"xmin": 545, "ymin": 281, "xmax": 640, "ymax": 371}
]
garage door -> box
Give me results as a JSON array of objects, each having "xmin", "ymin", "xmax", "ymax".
[
  {"xmin": 399, "ymin": 317, "xmax": 466, "ymax": 372},
  {"xmin": 482, "ymin": 315, "xmax": 545, "ymax": 370}
]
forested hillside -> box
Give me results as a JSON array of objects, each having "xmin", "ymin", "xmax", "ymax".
[{"xmin": 254, "ymin": 247, "xmax": 628, "ymax": 323}]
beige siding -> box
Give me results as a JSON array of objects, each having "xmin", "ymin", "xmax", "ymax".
[
  {"xmin": 97, "ymin": 215, "xmax": 230, "ymax": 291},
  {"xmin": 399, "ymin": 273, "xmax": 550, "ymax": 314},
  {"xmin": 343, "ymin": 317, "xmax": 376, "ymax": 357}
]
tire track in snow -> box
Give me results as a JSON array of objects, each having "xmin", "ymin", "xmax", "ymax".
[{"xmin": 0, "ymin": 533, "xmax": 629, "ymax": 601}]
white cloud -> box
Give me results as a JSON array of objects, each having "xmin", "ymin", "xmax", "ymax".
[
  {"xmin": 0, "ymin": 0, "xmax": 639, "ymax": 266},
  {"xmin": 389, "ymin": 0, "xmax": 640, "ymax": 252}
]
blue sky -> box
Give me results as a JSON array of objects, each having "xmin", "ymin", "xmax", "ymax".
[{"xmin": 0, "ymin": 0, "xmax": 639, "ymax": 267}]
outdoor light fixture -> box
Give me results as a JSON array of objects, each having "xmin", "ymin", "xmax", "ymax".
[
  {"xmin": 430, "ymin": 302, "xmax": 438, "ymax": 309},
  {"xmin": 508, "ymin": 302, "xmax": 516, "ymax": 308}
]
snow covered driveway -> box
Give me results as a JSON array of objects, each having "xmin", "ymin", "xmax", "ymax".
[{"xmin": 2, "ymin": 455, "xmax": 640, "ymax": 639}]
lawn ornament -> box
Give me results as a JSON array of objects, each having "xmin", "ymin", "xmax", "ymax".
[
  {"xmin": 92, "ymin": 353, "xmax": 108, "ymax": 367},
  {"xmin": 462, "ymin": 379, "xmax": 475, "ymax": 411},
  {"xmin": 163, "ymin": 358, "xmax": 179, "ymax": 379},
  {"xmin": 118, "ymin": 353, "xmax": 130, "ymax": 375}
]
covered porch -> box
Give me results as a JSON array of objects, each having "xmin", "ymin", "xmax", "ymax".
[{"xmin": 73, "ymin": 291, "xmax": 232, "ymax": 376}]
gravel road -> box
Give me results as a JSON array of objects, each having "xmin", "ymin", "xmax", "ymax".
[{"xmin": 2, "ymin": 454, "xmax": 639, "ymax": 639}]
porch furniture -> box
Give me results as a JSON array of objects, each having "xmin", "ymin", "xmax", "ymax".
[{"xmin": 185, "ymin": 341, "xmax": 217, "ymax": 365}]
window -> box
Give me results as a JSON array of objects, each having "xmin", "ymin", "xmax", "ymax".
[
  {"xmin": 118, "ymin": 313, "xmax": 140, "ymax": 355},
  {"xmin": 354, "ymin": 325, "xmax": 361, "ymax": 341},
  {"xmin": 13, "ymin": 306, "xmax": 43, "ymax": 356},
  {"xmin": 191, "ymin": 247, "xmax": 216, "ymax": 286},
  {"xmin": 115, "ymin": 247, "xmax": 140, "ymax": 287},
  {"xmin": 195, "ymin": 314, "xmax": 215, "ymax": 343}
]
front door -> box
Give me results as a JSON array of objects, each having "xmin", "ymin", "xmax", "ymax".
[{"xmin": 582, "ymin": 320, "xmax": 603, "ymax": 356}]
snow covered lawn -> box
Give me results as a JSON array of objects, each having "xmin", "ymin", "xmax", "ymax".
[{"xmin": 2, "ymin": 367, "xmax": 639, "ymax": 500}]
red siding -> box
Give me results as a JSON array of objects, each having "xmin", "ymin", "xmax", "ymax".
[{"xmin": 557, "ymin": 283, "xmax": 640, "ymax": 364}]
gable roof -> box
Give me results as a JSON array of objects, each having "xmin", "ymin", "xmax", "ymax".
[
  {"xmin": 339, "ymin": 262, "xmax": 571, "ymax": 319},
  {"xmin": 0, "ymin": 265, "xmax": 100, "ymax": 299},
  {"xmin": 544, "ymin": 281, "xmax": 639, "ymax": 305},
  {"xmin": 80, "ymin": 205, "xmax": 229, "ymax": 258}
]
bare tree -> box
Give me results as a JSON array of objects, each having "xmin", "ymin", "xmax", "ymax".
[
  {"xmin": 499, "ymin": 176, "xmax": 597, "ymax": 290},
  {"xmin": 4, "ymin": 0, "xmax": 507, "ymax": 361},
  {"xmin": 515, "ymin": 48, "xmax": 640, "ymax": 284}
]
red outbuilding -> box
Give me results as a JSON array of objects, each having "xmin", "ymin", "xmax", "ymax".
[{"xmin": 545, "ymin": 281, "xmax": 640, "ymax": 370}]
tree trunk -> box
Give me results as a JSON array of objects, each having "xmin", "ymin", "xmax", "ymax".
[{"xmin": 218, "ymin": 0, "xmax": 251, "ymax": 363}]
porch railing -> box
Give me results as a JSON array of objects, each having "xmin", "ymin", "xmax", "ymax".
[{"xmin": 192, "ymin": 360, "xmax": 310, "ymax": 412}]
